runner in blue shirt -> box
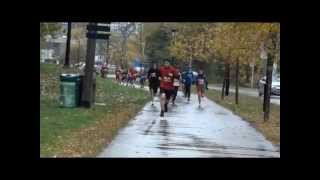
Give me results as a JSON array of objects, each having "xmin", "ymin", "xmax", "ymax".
[{"xmin": 183, "ymin": 68, "xmax": 194, "ymax": 102}]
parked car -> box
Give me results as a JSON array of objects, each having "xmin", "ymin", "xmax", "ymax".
[{"xmin": 258, "ymin": 76, "xmax": 280, "ymax": 96}]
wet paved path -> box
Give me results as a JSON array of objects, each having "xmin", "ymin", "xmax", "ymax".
[
  {"xmin": 208, "ymin": 84, "xmax": 280, "ymax": 105},
  {"xmin": 98, "ymin": 90, "xmax": 280, "ymax": 158}
]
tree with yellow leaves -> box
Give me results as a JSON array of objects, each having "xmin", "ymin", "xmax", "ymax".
[
  {"xmin": 169, "ymin": 23, "xmax": 213, "ymax": 67},
  {"xmin": 169, "ymin": 22, "xmax": 279, "ymax": 109}
]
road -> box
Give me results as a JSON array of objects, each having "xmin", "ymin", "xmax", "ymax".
[
  {"xmin": 208, "ymin": 84, "xmax": 280, "ymax": 105},
  {"xmin": 105, "ymin": 75, "xmax": 280, "ymax": 105},
  {"xmin": 98, "ymin": 91, "xmax": 280, "ymax": 158}
]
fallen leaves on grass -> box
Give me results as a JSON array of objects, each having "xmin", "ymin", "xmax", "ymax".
[
  {"xmin": 205, "ymin": 89, "xmax": 280, "ymax": 145},
  {"xmin": 50, "ymin": 104, "xmax": 145, "ymax": 157}
]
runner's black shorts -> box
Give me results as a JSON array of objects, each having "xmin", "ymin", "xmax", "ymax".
[
  {"xmin": 149, "ymin": 81, "xmax": 159, "ymax": 94},
  {"xmin": 160, "ymin": 88, "xmax": 174, "ymax": 100}
]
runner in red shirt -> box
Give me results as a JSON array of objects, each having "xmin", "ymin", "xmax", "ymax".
[
  {"xmin": 128, "ymin": 67, "xmax": 137, "ymax": 87},
  {"xmin": 115, "ymin": 66, "xmax": 122, "ymax": 83},
  {"xmin": 159, "ymin": 61, "xmax": 177, "ymax": 117}
]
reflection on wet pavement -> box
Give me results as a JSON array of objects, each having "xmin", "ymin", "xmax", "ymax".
[{"xmin": 98, "ymin": 91, "xmax": 280, "ymax": 158}]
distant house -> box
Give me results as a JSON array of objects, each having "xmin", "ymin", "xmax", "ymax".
[
  {"xmin": 40, "ymin": 35, "xmax": 66, "ymax": 63},
  {"xmin": 40, "ymin": 49, "xmax": 53, "ymax": 61},
  {"xmin": 95, "ymin": 55, "xmax": 105, "ymax": 64},
  {"xmin": 50, "ymin": 36, "xmax": 68, "ymax": 57},
  {"xmin": 41, "ymin": 23, "xmax": 89, "ymax": 64}
]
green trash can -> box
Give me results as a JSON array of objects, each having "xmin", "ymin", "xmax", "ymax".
[{"xmin": 60, "ymin": 74, "xmax": 81, "ymax": 107}]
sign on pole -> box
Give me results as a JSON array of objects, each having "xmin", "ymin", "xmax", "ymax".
[
  {"xmin": 86, "ymin": 23, "xmax": 111, "ymax": 40},
  {"xmin": 87, "ymin": 25, "xmax": 110, "ymax": 32},
  {"xmin": 86, "ymin": 32, "xmax": 110, "ymax": 40}
]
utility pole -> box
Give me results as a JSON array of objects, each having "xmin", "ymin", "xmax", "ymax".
[
  {"xmin": 64, "ymin": 22, "xmax": 72, "ymax": 67},
  {"xmin": 81, "ymin": 22, "xmax": 97, "ymax": 108}
]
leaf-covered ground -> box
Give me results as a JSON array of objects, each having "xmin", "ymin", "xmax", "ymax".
[
  {"xmin": 193, "ymin": 86, "xmax": 280, "ymax": 146},
  {"xmin": 40, "ymin": 63, "xmax": 150, "ymax": 157}
]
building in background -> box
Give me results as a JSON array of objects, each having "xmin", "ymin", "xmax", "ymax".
[{"xmin": 40, "ymin": 35, "xmax": 67, "ymax": 64}]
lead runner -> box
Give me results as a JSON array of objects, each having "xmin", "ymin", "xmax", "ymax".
[{"xmin": 159, "ymin": 61, "xmax": 177, "ymax": 117}]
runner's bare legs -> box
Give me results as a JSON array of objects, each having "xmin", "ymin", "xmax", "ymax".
[
  {"xmin": 160, "ymin": 93, "xmax": 166, "ymax": 114},
  {"xmin": 150, "ymin": 87, "xmax": 154, "ymax": 105},
  {"xmin": 198, "ymin": 90, "xmax": 201, "ymax": 106}
]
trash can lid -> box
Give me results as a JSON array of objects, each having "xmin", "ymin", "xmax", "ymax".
[
  {"xmin": 60, "ymin": 73, "xmax": 81, "ymax": 81},
  {"xmin": 61, "ymin": 73, "xmax": 80, "ymax": 77}
]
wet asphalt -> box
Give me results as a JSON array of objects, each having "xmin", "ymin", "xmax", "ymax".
[{"xmin": 98, "ymin": 90, "xmax": 280, "ymax": 158}]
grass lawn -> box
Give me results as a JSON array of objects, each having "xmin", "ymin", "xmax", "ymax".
[
  {"xmin": 40, "ymin": 64, "xmax": 151, "ymax": 157},
  {"xmin": 193, "ymin": 87, "xmax": 280, "ymax": 146}
]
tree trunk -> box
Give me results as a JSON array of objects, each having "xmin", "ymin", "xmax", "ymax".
[
  {"xmin": 245, "ymin": 64, "xmax": 250, "ymax": 84},
  {"xmin": 225, "ymin": 63, "xmax": 230, "ymax": 96},
  {"xmin": 251, "ymin": 63, "xmax": 255, "ymax": 88},
  {"xmin": 106, "ymin": 39, "xmax": 110, "ymax": 65},
  {"xmin": 221, "ymin": 79, "xmax": 225, "ymax": 100},
  {"xmin": 189, "ymin": 57, "xmax": 192, "ymax": 68},
  {"xmin": 235, "ymin": 58, "xmax": 239, "ymax": 104},
  {"xmin": 64, "ymin": 22, "xmax": 72, "ymax": 67},
  {"xmin": 264, "ymin": 53, "xmax": 274, "ymax": 121},
  {"xmin": 78, "ymin": 40, "xmax": 80, "ymax": 63}
]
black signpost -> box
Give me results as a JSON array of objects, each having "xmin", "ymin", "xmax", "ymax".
[
  {"xmin": 87, "ymin": 24, "xmax": 110, "ymax": 32},
  {"xmin": 86, "ymin": 33, "xmax": 110, "ymax": 40},
  {"xmin": 81, "ymin": 22, "xmax": 111, "ymax": 108},
  {"xmin": 86, "ymin": 23, "xmax": 111, "ymax": 40}
]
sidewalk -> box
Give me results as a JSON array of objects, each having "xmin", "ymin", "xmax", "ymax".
[{"xmin": 98, "ymin": 91, "xmax": 280, "ymax": 157}]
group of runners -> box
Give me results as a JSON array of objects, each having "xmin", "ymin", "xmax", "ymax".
[
  {"xmin": 115, "ymin": 67, "xmax": 148, "ymax": 88},
  {"xmin": 115, "ymin": 60, "xmax": 208, "ymax": 117},
  {"xmin": 147, "ymin": 61, "xmax": 208, "ymax": 117}
]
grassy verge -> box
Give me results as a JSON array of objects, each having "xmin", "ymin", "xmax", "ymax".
[
  {"xmin": 40, "ymin": 63, "xmax": 150, "ymax": 157},
  {"xmin": 193, "ymin": 87, "xmax": 280, "ymax": 146}
]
